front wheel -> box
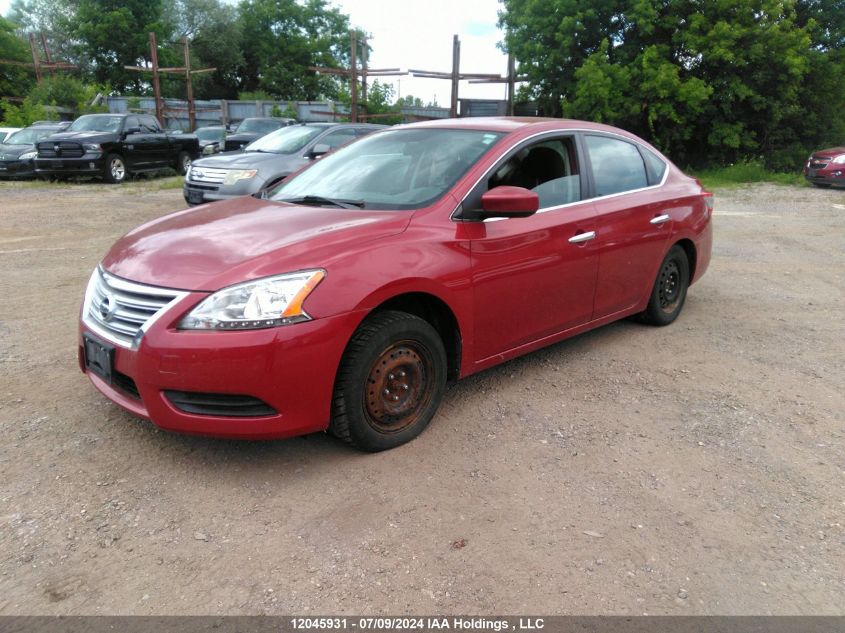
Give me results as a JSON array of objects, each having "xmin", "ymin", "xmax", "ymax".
[
  {"xmin": 330, "ymin": 311, "xmax": 447, "ymax": 452},
  {"xmin": 103, "ymin": 154, "xmax": 127, "ymax": 184},
  {"xmin": 639, "ymin": 245, "xmax": 690, "ymax": 326}
]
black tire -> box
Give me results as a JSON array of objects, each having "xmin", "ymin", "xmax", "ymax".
[
  {"xmin": 175, "ymin": 151, "xmax": 191, "ymax": 176},
  {"xmin": 103, "ymin": 154, "xmax": 127, "ymax": 184},
  {"xmin": 639, "ymin": 245, "xmax": 690, "ymax": 326},
  {"xmin": 330, "ymin": 310, "xmax": 447, "ymax": 452}
]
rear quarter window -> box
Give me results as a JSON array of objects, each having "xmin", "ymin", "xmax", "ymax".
[{"xmin": 640, "ymin": 146, "xmax": 667, "ymax": 185}]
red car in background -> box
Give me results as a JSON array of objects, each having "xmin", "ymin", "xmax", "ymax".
[
  {"xmin": 804, "ymin": 146, "xmax": 845, "ymax": 188},
  {"xmin": 79, "ymin": 117, "xmax": 713, "ymax": 451}
]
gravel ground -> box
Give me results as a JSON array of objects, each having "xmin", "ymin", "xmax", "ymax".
[{"xmin": 0, "ymin": 179, "xmax": 843, "ymax": 615}]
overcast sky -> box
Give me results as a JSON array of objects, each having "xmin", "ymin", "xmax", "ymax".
[{"xmin": 1, "ymin": 0, "xmax": 513, "ymax": 106}]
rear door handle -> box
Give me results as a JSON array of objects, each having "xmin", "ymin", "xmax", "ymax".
[
  {"xmin": 568, "ymin": 231, "xmax": 596, "ymax": 244},
  {"xmin": 650, "ymin": 214, "xmax": 671, "ymax": 225}
]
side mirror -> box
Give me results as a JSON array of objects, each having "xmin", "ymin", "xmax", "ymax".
[
  {"xmin": 477, "ymin": 186, "xmax": 539, "ymax": 218},
  {"xmin": 123, "ymin": 126, "xmax": 141, "ymax": 136},
  {"xmin": 310, "ymin": 143, "xmax": 330, "ymax": 158}
]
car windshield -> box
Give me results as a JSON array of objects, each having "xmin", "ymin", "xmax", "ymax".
[
  {"xmin": 68, "ymin": 115, "xmax": 124, "ymax": 133},
  {"xmin": 236, "ymin": 119, "xmax": 284, "ymax": 134},
  {"xmin": 270, "ymin": 128, "xmax": 504, "ymax": 210},
  {"xmin": 245, "ymin": 125, "xmax": 324, "ymax": 154},
  {"xmin": 195, "ymin": 128, "xmax": 225, "ymax": 141},
  {"xmin": 5, "ymin": 128, "xmax": 57, "ymax": 145}
]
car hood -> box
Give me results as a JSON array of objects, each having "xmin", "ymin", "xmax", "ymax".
[
  {"xmin": 813, "ymin": 146, "xmax": 845, "ymax": 158},
  {"xmin": 226, "ymin": 133, "xmax": 261, "ymax": 142},
  {"xmin": 39, "ymin": 130, "xmax": 115, "ymax": 143},
  {"xmin": 0, "ymin": 143, "xmax": 32, "ymax": 158},
  {"xmin": 102, "ymin": 195, "xmax": 412, "ymax": 291},
  {"xmin": 193, "ymin": 151, "xmax": 292, "ymax": 169}
]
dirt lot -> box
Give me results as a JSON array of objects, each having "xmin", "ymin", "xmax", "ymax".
[{"xmin": 0, "ymin": 178, "xmax": 843, "ymax": 615}]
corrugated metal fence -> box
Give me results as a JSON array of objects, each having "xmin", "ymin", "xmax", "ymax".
[{"xmin": 105, "ymin": 97, "xmax": 451, "ymax": 130}]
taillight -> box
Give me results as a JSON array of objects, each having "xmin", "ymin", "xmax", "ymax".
[{"xmin": 702, "ymin": 191, "xmax": 714, "ymax": 215}]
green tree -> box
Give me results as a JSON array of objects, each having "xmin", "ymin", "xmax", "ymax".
[
  {"xmin": 237, "ymin": 0, "xmax": 352, "ymax": 100},
  {"xmin": 167, "ymin": 0, "xmax": 244, "ymax": 99},
  {"xmin": 500, "ymin": 0, "xmax": 845, "ymax": 169},
  {"xmin": 69, "ymin": 0, "xmax": 173, "ymax": 93},
  {"xmin": 0, "ymin": 16, "xmax": 33, "ymax": 108}
]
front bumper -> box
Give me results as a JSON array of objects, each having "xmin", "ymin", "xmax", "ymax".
[
  {"xmin": 183, "ymin": 178, "xmax": 263, "ymax": 204},
  {"xmin": 0, "ymin": 159, "xmax": 36, "ymax": 179},
  {"xmin": 35, "ymin": 154, "xmax": 105, "ymax": 177},
  {"xmin": 79, "ymin": 298, "xmax": 367, "ymax": 439},
  {"xmin": 804, "ymin": 165, "xmax": 845, "ymax": 186}
]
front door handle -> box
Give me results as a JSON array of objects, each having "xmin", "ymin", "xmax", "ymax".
[
  {"xmin": 650, "ymin": 214, "xmax": 671, "ymax": 225},
  {"xmin": 568, "ymin": 231, "xmax": 596, "ymax": 244}
]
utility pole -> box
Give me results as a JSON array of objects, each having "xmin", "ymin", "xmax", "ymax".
[
  {"xmin": 125, "ymin": 33, "xmax": 215, "ymax": 130},
  {"xmin": 410, "ymin": 35, "xmax": 501, "ymax": 118},
  {"xmin": 468, "ymin": 53, "xmax": 527, "ymax": 116},
  {"xmin": 311, "ymin": 31, "xmax": 406, "ymax": 122},
  {"xmin": 0, "ymin": 32, "xmax": 77, "ymax": 94}
]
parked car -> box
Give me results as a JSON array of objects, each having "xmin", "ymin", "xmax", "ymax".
[
  {"xmin": 34, "ymin": 113, "xmax": 200, "ymax": 183},
  {"xmin": 0, "ymin": 127, "xmax": 22, "ymax": 142},
  {"xmin": 78, "ymin": 117, "xmax": 712, "ymax": 451},
  {"xmin": 223, "ymin": 117, "xmax": 295, "ymax": 151},
  {"xmin": 184, "ymin": 123, "xmax": 386, "ymax": 205},
  {"xmin": 0, "ymin": 123, "xmax": 68, "ymax": 179},
  {"xmin": 195, "ymin": 125, "xmax": 227, "ymax": 155},
  {"xmin": 804, "ymin": 146, "xmax": 845, "ymax": 188}
]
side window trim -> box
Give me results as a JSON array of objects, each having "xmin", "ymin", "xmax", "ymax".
[{"xmin": 452, "ymin": 128, "xmax": 671, "ymax": 222}]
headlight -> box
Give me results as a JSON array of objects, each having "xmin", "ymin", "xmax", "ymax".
[
  {"xmin": 83, "ymin": 143, "xmax": 102, "ymax": 153},
  {"xmin": 202, "ymin": 144, "xmax": 216, "ymax": 155},
  {"xmin": 223, "ymin": 169, "xmax": 258, "ymax": 185},
  {"xmin": 178, "ymin": 270, "xmax": 325, "ymax": 330},
  {"xmin": 18, "ymin": 151, "xmax": 37, "ymax": 161},
  {"xmin": 832, "ymin": 155, "xmax": 845, "ymax": 164}
]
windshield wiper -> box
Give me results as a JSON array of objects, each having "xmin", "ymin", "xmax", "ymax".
[{"xmin": 278, "ymin": 195, "xmax": 365, "ymax": 209}]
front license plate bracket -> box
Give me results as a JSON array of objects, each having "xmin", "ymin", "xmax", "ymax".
[{"xmin": 83, "ymin": 334, "xmax": 115, "ymax": 383}]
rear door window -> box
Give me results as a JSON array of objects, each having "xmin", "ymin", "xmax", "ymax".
[{"xmin": 585, "ymin": 135, "xmax": 649, "ymax": 196}]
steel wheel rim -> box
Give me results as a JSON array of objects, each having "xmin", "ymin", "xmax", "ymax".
[
  {"xmin": 658, "ymin": 259, "xmax": 681, "ymax": 313},
  {"xmin": 181, "ymin": 155, "xmax": 191, "ymax": 172},
  {"xmin": 111, "ymin": 158, "xmax": 125, "ymax": 180},
  {"xmin": 364, "ymin": 340, "xmax": 434, "ymax": 434}
]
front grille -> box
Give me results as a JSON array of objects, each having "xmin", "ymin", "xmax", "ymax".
[
  {"xmin": 37, "ymin": 141, "xmax": 84, "ymax": 158},
  {"xmin": 83, "ymin": 268, "xmax": 187, "ymax": 349},
  {"xmin": 164, "ymin": 391, "xmax": 277, "ymax": 417},
  {"xmin": 809, "ymin": 158, "xmax": 830, "ymax": 169},
  {"xmin": 188, "ymin": 166, "xmax": 227, "ymax": 185}
]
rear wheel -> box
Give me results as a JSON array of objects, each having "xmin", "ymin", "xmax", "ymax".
[
  {"xmin": 175, "ymin": 151, "xmax": 191, "ymax": 176},
  {"xmin": 330, "ymin": 311, "xmax": 447, "ymax": 452},
  {"xmin": 103, "ymin": 154, "xmax": 127, "ymax": 184},
  {"xmin": 639, "ymin": 245, "xmax": 690, "ymax": 326}
]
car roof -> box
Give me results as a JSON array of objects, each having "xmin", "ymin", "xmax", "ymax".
[{"xmin": 391, "ymin": 116, "xmax": 657, "ymax": 148}]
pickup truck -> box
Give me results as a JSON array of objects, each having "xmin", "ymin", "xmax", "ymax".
[{"xmin": 34, "ymin": 113, "xmax": 200, "ymax": 183}]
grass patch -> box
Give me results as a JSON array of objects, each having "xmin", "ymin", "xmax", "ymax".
[
  {"xmin": 691, "ymin": 161, "xmax": 806, "ymax": 189},
  {"xmin": 151, "ymin": 175, "xmax": 184, "ymax": 190}
]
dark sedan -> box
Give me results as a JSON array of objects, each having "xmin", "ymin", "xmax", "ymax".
[
  {"xmin": 0, "ymin": 124, "xmax": 67, "ymax": 179},
  {"xmin": 223, "ymin": 117, "xmax": 295, "ymax": 152},
  {"xmin": 184, "ymin": 123, "xmax": 385, "ymax": 205}
]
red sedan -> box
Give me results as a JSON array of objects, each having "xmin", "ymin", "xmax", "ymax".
[{"xmin": 79, "ymin": 118, "xmax": 713, "ymax": 451}]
